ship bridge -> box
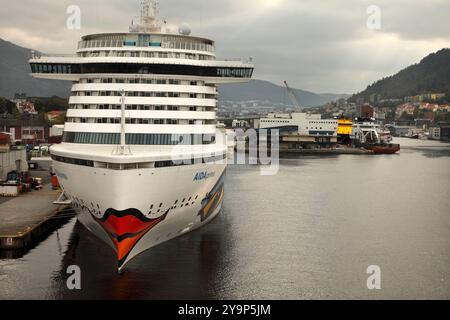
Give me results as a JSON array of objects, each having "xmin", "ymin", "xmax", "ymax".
[{"xmin": 29, "ymin": 31, "xmax": 253, "ymax": 85}]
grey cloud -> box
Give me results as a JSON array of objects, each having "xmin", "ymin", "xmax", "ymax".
[{"xmin": 0, "ymin": 0, "xmax": 449, "ymax": 93}]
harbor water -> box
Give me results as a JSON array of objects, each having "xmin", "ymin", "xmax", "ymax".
[{"xmin": 0, "ymin": 138, "xmax": 449, "ymax": 299}]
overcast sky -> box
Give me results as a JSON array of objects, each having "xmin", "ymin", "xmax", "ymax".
[{"xmin": 1, "ymin": 0, "xmax": 449, "ymax": 94}]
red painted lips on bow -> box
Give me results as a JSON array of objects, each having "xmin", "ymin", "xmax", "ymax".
[{"xmin": 94, "ymin": 208, "xmax": 169, "ymax": 267}]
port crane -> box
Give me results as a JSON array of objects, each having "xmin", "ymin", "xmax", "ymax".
[{"xmin": 284, "ymin": 81, "xmax": 301, "ymax": 110}]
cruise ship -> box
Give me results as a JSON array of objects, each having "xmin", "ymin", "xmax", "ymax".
[{"xmin": 29, "ymin": 1, "xmax": 254, "ymax": 270}]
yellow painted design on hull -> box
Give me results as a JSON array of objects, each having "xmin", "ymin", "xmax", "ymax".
[
  {"xmin": 217, "ymin": 187, "xmax": 224, "ymax": 204},
  {"xmin": 203, "ymin": 192, "xmax": 219, "ymax": 218}
]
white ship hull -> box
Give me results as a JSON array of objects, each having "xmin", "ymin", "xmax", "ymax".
[
  {"xmin": 29, "ymin": 0, "xmax": 253, "ymax": 271},
  {"xmin": 54, "ymin": 155, "xmax": 226, "ymax": 270}
]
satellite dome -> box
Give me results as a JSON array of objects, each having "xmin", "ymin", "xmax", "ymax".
[{"xmin": 178, "ymin": 24, "xmax": 191, "ymax": 36}]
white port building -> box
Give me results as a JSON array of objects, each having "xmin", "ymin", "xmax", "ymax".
[{"xmin": 258, "ymin": 113, "xmax": 338, "ymax": 136}]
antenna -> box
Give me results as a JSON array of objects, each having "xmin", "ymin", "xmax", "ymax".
[
  {"xmin": 120, "ymin": 90, "xmax": 126, "ymax": 153},
  {"xmin": 113, "ymin": 90, "xmax": 132, "ymax": 156}
]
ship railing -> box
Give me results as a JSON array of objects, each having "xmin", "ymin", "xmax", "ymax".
[
  {"xmin": 217, "ymin": 57, "xmax": 254, "ymax": 64},
  {"xmin": 30, "ymin": 51, "xmax": 76, "ymax": 59}
]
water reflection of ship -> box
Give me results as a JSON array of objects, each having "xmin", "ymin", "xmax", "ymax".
[{"xmin": 54, "ymin": 216, "xmax": 229, "ymax": 299}]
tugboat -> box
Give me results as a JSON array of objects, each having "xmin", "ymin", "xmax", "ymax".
[
  {"xmin": 352, "ymin": 119, "xmax": 400, "ymax": 154},
  {"xmin": 364, "ymin": 143, "xmax": 400, "ymax": 154}
]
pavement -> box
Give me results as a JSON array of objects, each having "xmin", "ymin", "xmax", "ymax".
[
  {"xmin": 0, "ymin": 169, "xmax": 51, "ymax": 206},
  {"xmin": 0, "ymin": 183, "xmax": 62, "ymax": 236}
]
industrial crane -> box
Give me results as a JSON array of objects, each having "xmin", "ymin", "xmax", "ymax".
[{"xmin": 284, "ymin": 81, "xmax": 301, "ymax": 110}]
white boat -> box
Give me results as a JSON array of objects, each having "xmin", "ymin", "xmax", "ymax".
[{"xmin": 29, "ymin": 0, "xmax": 253, "ymax": 270}]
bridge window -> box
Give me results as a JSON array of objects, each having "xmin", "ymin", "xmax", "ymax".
[{"xmin": 31, "ymin": 63, "xmax": 253, "ymax": 78}]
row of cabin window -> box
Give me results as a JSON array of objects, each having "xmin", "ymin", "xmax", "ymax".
[
  {"xmin": 308, "ymin": 131, "xmax": 336, "ymax": 136},
  {"xmin": 62, "ymin": 132, "xmax": 216, "ymax": 145},
  {"xmin": 261, "ymin": 119, "xmax": 290, "ymax": 123},
  {"xmin": 80, "ymin": 78, "xmax": 204, "ymax": 86},
  {"xmin": 309, "ymin": 121, "xmax": 338, "ymax": 124},
  {"xmin": 69, "ymin": 105, "xmax": 212, "ymax": 111},
  {"xmin": 73, "ymin": 91, "xmax": 213, "ymax": 98},
  {"xmin": 306, "ymin": 127, "xmax": 338, "ymax": 130},
  {"xmin": 78, "ymin": 51, "xmax": 214, "ymax": 61},
  {"xmin": 66, "ymin": 118, "xmax": 215, "ymax": 125}
]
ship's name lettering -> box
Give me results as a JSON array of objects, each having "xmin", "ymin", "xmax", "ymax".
[{"xmin": 194, "ymin": 172, "xmax": 215, "ymax": 181}]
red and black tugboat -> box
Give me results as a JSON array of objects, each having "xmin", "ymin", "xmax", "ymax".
[
  {"xmin": 352, "ymin": 119, "xmax": 400, "ymax": 154},
  {"xmin": 363, "ymin": 143, "xmax": 400, "ymax": 154}
]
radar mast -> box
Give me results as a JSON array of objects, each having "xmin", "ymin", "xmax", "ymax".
[{"xmin": 130, "ymin": 0, "xmax": 162, "ymax": 33}]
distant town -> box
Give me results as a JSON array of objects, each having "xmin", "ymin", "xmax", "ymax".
[
  {"xmin": 1, "ymin": 88, "xmax": 450, "ymax": 145},
  {"xmin": 219, "ymin": 91, "xmax": 450, "ymax": 141},
  {"xmin": 0, "ymin": 93, "xmax": 66, "ymax": 144}
]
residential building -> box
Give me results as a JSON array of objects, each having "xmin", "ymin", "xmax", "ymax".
[
  {"xmin": 429, "ymin": 127, "xmax": 441, "ymax": 140},
  {"xmin": 0, "ymin": 120, "xmax": 50, "ymax": 144}
]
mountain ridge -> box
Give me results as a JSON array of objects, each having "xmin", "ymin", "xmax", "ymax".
[
  {"xmin": 352, "ymin": 48, "xmax": 450, "ymax": 101},
  {"xmin": 0, "ymin": 38, "xmax": 347, "ymax": 107},
  {"xmin": 0, "ymin": 38, "xmax": 71, "ymax": 99},
  {"xmin": 218, "ymin": 79, "xmax": 350, "ymax": 107}
]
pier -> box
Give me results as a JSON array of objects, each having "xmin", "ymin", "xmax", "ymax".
[
  {"xmin": 241, "ymin": 146, "xmax": 374, "ymax": 156},
  {"xmin": 279, "ymin": 148, "xmax": 374, "ymax": 155},
  {"xmin": 0, "ymin": 183, "xmax": 73, "ymax": 252}
]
